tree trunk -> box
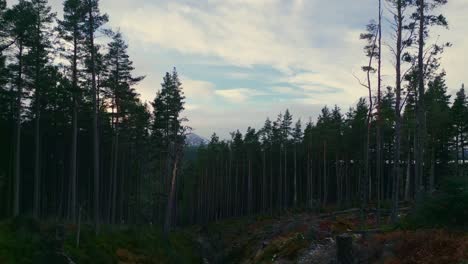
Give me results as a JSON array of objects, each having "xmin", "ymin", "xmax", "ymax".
[
  {"xmin": 284, "ymin": 146, "xmax": 287, "ymax": 208},
  {"xmin": 307, "ymin": 149, "xmax": 311, "ymax": 207},
  {"xmin": 391, "ymin": 0, "xmax": 403, "ymax": 224},
  {"xmin": 87, "ymin": 0, "xmax": 100, "ymax": 233},
  {"xmin": 70, "ymin": 27, "xmax": 78, "ymax": 223},
  {"xmin": 248, "ymin": 159, "xmax": 252, "ymax": 214},
  {"xmin": 269, "ymin": 149, "xmax": 273, "ymax": 214},
  {"xmin": 164, "ymin": 147, "xmax": 180, "ymax": 236},
  {"xmin": 461, "ymin": 133, "xmax": 465, "ymax": 178},
  {"xmin": 376, "ymin": 0, "xmax": 383, "ymax": 227},
  {"xmin": 323, "ymin": 141, "xmax": 328, "ymax": 206},
  {"xmin": 405, "ymin": 142, "xmax": 411, "ymax": 201},
  {"xmin": 416, "ymin": 0, "xmax": 426, "ymax": 201},
  {"xmin": 262, "ymin": 150, "xmax": 266, "ymax": 212},
  {"xmin": 455, "ymin": 134, "xmax": 459, "ymax": 176},
  {"xmin": 279, "ymin": 146, "xmax": 282, "ymax": 211},
  {"xmin": 13, "ymin": 41, "xmax": 24, "ymax": 217},
  {"xmin": 429, "ymin": 145, "xmax": 435, "ymax": 192},
  {"xmin": 33, "ymin": 22, "xmax": 42, "ymax": 219},
  {"xmin": 294, "ymin": 145, "xmax": 297, "ymax": 207}
]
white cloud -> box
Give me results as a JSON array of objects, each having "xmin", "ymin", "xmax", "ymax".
[
  {"xmin": 182, "ymin": 77, "xmax": 216, "ymax": 100},
  {"xmin": 215, "ymin": 88, "xmax": 264, "ymax": 103},
  {"xmin": 119, "ymin": 1, "xmax": 374, "ymax": 104},
  {"xmin": 41, "ymin": 0, "xmax": 467, "ymax": 138},
  {"xmin": 271, "ymin": 86, "xmax": 298, "ymax": 94}
]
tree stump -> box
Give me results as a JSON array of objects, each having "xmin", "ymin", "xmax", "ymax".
[{"xmin": 336, "ymin": 234, "xmax": 354, "ymax": 264}]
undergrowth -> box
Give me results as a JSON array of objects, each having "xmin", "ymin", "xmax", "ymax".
[
  {"xmin": 0, "ymin": 219, "xmax": 201, "ymax": 264},
  {"xmin": 402, "ymin": 177, "xmax": 468, "ymax": 230}
]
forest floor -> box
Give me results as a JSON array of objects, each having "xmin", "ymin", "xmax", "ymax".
[
  {"xmin": 194, "ymin": 208, "xmax": 468, "ymax": 264},
  {"xmin": 1, "ymin": 209, "xmax": 467, "ymax": 263}
]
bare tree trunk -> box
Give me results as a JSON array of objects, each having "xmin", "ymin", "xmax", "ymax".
[
  {"xmin": 70, "ymin": 28, "xmax": 79, "ymax": 223},
  {"xmin": 269, "ymin": 150, "xmax": 273, "ymax": 214},
  {"xmin": 455, "ymin": 134, "xmax": 460, "ymax": 176},
  {"xmin": 462, "ymin": 133, "xmax": 465, "ymax": 178},
  {"xmin": 391, "ymin": 0, "xmax": 403, "ymax": 224},
  {"xmin": 262, "ymin": 150, "xmax": 266, "ymax": 212},
  {"xmin": 294, "ymin": 145, "xmax": 297, "ymax": 207},
  {"xmin": 279, "ymin": 146, "xmax": 282, "ymax": 211},
  {"xmin": 164, "ymin": 146, "xmax": 180, "ymax": 236},
  {"xmin": 111, "ymin": 120, "xmax": 118, "ymax": 224},
  {"xmin": 405, "ymin": 140, "xmax": 411, "ymax": 201},
  {"xmin": 336, "ymin": 155, "xmax": 340, "ymax": 208},
  {"xmin": 87, "ymin": 0, "xmax": 100, "ymax": 233},
  {"xmin": 76, "ymin": 206, "xmax": 82, "ymax": 248},
  {"xmin": 229, "ymin": 151, "xmax": 232, "ymax": 216},
  {"xmin": 247, "ymin": 157, "xmax": 252, "ymax": 215},
  {"xmin": 361, "ymin": 22, "xmax": 377, "ymax": 226},
  {"xmin": 323, "ymin": 141, "xmax": 328, "ymax": 206},
  {"xmin": 33, "ymin": 21, "xmax": 42, "ymax": 219},
  {"xmin": 429, "ymin": 145, "xmax": 435, "ymax": 192},
  {"xmin": 235, "ymin": 162, "xmax": 238, "ymax": 216},
  {"xmin": 284, "ymin": 146, "xmax": 287, "ymax": 209},
  {"xmin": 376, "ymin": 0, "xmax": 383, "ymax": 227},
  {"xmin": 416, "ymin": 0, "xmax": 426, "ymax": 202},
  {"xmin": 307, "ymin": 149, "xmax": 311, "ymax": 207},
  {"xmin": 13, "ymin": 41, "xmax": 24, "ymax": 217},
  {"xmin": 107, "ymin": 108, "xmax": 114, "ymax": 223}
]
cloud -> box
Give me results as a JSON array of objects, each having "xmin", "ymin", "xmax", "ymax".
[
  {"xmin": 120, "ymin": 1, "xmax": 363, "ymax": 72},
  {"xmin": 271, "ymin": 86, "xmax": 299, "ymax": 95},
  {"xmin": 215, "ymin": 88, "xmax": 264, "ymax": 103},
  {"xmin": 182, "ymin": 77, "xmax": 216, "ymax": 100},
  {"xmin": 40, "ymin": 0, "xmax": 468, "ymax": 138}
]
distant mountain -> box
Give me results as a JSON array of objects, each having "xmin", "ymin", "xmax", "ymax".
[{"xmin": 185, "ymin": 133, "xmax": 208, "ymax": 147}]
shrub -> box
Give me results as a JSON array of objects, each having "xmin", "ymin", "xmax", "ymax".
[{"xmin": 404, "ymin": 177, "xmax": 468, "ymax": 229}]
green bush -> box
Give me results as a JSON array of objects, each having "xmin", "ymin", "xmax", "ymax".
[
  {"xmin": 0, "ymin": 220, "xmax": 202, "ymax": 264},
  {"xmin": 404, "ymin": 177, "xmax": 468, "ymax": 229}
]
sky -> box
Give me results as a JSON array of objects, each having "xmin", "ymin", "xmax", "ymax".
[{"xmin": 13, "ymin": 0, "xmax": 468, "ymax": 139}]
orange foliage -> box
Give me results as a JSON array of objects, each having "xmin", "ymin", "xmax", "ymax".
[
  {"xmin": 319, "ymin": 220, "xmax": 332, "ymax": 233},
  {"xmin": 116, "ymin": 248, "xmax": 146, "ymax": 264},
  {"xmin": 376, "ymin": 230, "xmax": 468, "ymax": 264}
]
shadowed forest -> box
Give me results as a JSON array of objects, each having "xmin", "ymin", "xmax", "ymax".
[{"xmin": 0, "ymin": 0, "xmax": 467, "ymax": 263}]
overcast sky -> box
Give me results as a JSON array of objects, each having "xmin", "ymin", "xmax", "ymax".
[{"xmin": 14, "ymin": 0, "xmax": 468, "ymax": 138}]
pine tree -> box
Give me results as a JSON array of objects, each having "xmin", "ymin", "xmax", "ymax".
[
  {"xmin": 151, "ymin": 69, "xmax": 186, "ymax": 233},
  {"xmin": 4, "ymin": 0, "xmax": 36, "ymax": 217},
  {"xmin": 0, "ymin": 0, "xmax": 10, "ymax": 217},
  {"xmin": 388, "ymin": 0, "xmax": 408, "ymax": 223},
  {"xmin": 414, "ymin": 0, "xmax": 448, "ymax": 200},
  {"xmin": 281, "ymin": 110, "xmax": 292, "ymax": 208},
  {"xmin": 0, "ymin": 0, "xmax": 14, "ymax": 53},
  {"xmin": 152, "ymin": 69, "xmax": 186, "ymax": 148},
  {"xmin": 244, "ymin": 127, "xmax": 259, "ymax": 214},
  {"xmin": 260, "ymin": 118, "xmax": 273, "ymax": 212},
  {"xmin": 292, "ymin": 119, "xmax": 302, "ymax": 207},
  {"xmin": 83, "ymin": 0, "xmax": 108, "ymax": 232},
  {"xmin": 29, "ymin": 0, "xmax": 56, "ymax": 219},
  {"xmin": 451, "ymin": 85, "xmax": 467, "ymax": 177},
  {"xmin": 102, "ymin": 30, "xmax": 144, "ymax": 223},
  {"xmin": 425, "ymin": 73, "xmax": 451, "ymax": 190},
  {"xmin": 57, "ymin": 0, "xmax": 86, "ymax": 222}
]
